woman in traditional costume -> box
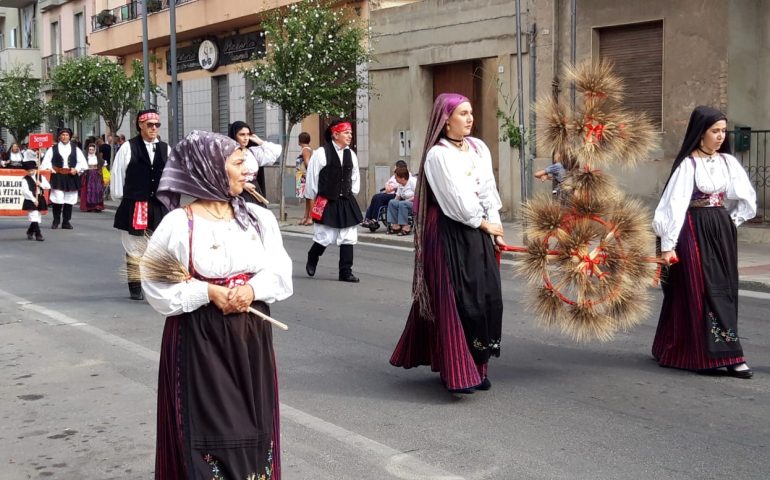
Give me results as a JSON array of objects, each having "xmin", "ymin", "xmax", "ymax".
[
  {"xmin": 227, "ymin": 121, "xmax": 282, "ymax": 206},
  {"xmin": 79, "ymin": 143, "xmax": 105, "ymax": 212},
  {"xmin": 390, "ymin": 93, "xmax": 506, "ymax": 393},
  {"xmin": 652, "ymin": 106, "xmax": 756, "ymax": 378},
  {"xmin": 143, "ymin": 131, "xmax": 293, "ymax": 478}
]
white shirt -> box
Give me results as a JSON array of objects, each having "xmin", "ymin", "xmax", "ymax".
[
  {"xmin": 424, "ymin": 137, "xmax": 502, "ymax": 228},
  {"xmin": 142, "ymin": 204, "xmax": 293, "ymax": 316},
  {"xmin": 304, "ymin": 142, "xmax": 360, "ymax": 200},
  {"xmin": 395, "ymin": 175, "xmax": 417, "ymax": 200},
  {"xmin": 111, "ymin": 138, "xmax": 172, "ymax": 200},
  {"xmin": 40, "ymin": 142, "xmax": 88, "ymax": 175},
  {"xmin": 87, "ymin": 154, "xmax": 99, "ymax": 167},
  {"xmin": 653, "ymin": 153, "xmax": 756, "ymax": 251},
  {"xmin": 243, "ymin": 142, "xmax": 282, "ymax": 181},
  {"xmin": 21, "ymin": 174, "xmax": 50, "ymax": 201}
]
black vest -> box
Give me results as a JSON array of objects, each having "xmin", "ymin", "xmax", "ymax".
[
  {"xmin": 317, "ymin": 143, "xmax": 353, "ymax": 199},
  {"xmin": 51, "ymin": 144, "xmax": 78, "ymax": 168},
  {"xmin": 22, "ymin": 175, "xmax": 47, "ymax": 211},
  {"xmin": 122, "ymin": 136, "xmax": 168, "ymax": 201}
]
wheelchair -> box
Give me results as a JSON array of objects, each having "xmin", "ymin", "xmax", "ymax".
[{"xmin": 365, "ymin": 202, "xmax": 414, "ymax": 233}]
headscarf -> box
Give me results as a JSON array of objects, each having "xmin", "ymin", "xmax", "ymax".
[
  {"xmin": 156, "ymin": 130, "xmax": 258, "ymax": 230},
  {"xmin": 664, "ymin": 105, "xmax": 730, "ymax": 190},
  {"xmin": 227, "ymin": 121, "xmax": 258, "ymax": 148},
  {"xmin": 324, "ymin": 119, "xmax": 352, "ymax": 144},
  {"xmin": 411, "ymin": 93, "xmax": 470, "ymax": 319}
]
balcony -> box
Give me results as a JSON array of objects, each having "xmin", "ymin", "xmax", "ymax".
[
  {"xmin": 0, "ymin": 47, "xmax": 42, "ymax": 78},
  {"xmin": 63, "ymin": 46, "xmax": 88, "ymax": 59},
  {"xmin": 38, "ymin": 0, "xmax": 70, "ymax": 13},
  {"xmin": 41, "ymin": 54, "xmax": 62, "ymax": 80},
  {"xmin": 91, "ymin": 0, "xmax": 195, "ymax": 32},
  {"xmin": 0, "ymin": 0, "xmax": 35, "ymax": 8}
]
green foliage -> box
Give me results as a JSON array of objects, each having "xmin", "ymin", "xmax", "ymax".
[
  {"xmin": 0, "ymin": 65, "xmax": 46, "ymax": 142},
  {"xmin": 48, "ymin": 56, "xmax": 151, "ymax": 135},
  {"xmin": 242, "ymin": 0, "xmax": 372, "ymax": 126}
]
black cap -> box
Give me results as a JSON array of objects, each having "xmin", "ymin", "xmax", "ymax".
[{"xmin": 22, "ymin": 160, "xmax": 38, "ymax": 171}]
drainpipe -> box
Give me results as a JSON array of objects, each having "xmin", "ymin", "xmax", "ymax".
[
  {"xmin": 142, "ymin": 0, "xmax": 150, "ymax": 109},
  {"xmin": 515, "ymin": 0, "xmax": 527, "ymax": 211},
  {"xmin": 552, "ymin": 0, "xmax": 560, "ymax": 100},
  {"xmin": 528, "ymin": 21, "xmax": 537, "ymax": 198},
  {"xmin": 169, "ymin": 0, "xmax": 179, "ymax": 145}
]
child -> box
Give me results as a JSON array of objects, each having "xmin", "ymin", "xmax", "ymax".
[{"xmin": 21, "ymin": 159, "xmax": 50, "ymax": 241}]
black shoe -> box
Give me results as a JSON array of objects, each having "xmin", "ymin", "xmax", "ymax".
[
  {"xmin": 27, "ymin": 233, "xmax": 34, "ymax": 240},
  {"xmin": 726, "ymin": 363, "xmax": 753, "ymax": 379},
  {"xmin": 449, "ymin": 387, "xmax": 475, "ymax": 394},
  {"xmin": 61, "ymin": 223, "xmax": 73, "ymax": 230},
  {"xmin": 51, "ymin": 222, "xmax": 59, "ymax": 229},
  {"xmin": 475, "ymin": 377, "xmax": 492, "ymax": 391},
  {"xmin": 339, "ymin": 272, "xmax": 360, "ymax": 283},
  {"xmin": 306, "ymin": 259, "xmax": 317, "ymax": 277},
  {"xmin": 35, "ymin": 234, "xmax": 44, "ymax": 242},
  {"xmin": 130, "ymin": 290, "xmax": 145, "ymax": 301}
]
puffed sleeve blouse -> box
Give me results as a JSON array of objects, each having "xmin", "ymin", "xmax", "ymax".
[
  {"xmin": 142, "ymin": 203, "xmax": 293, "ymax": 316},
  {"xmin": 653, "ymin": 153, "xmax": 756, "ymax": 251},
  {"xmin": 424, "ymin": 137, "xmax": 502, "ymax": 228}
]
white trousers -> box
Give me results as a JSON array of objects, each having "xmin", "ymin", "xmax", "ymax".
[
  {"xmin": 312, "ymin": 224, "xmax": 358, "ymax": 247},
  {"xmin": 49, "ymin": 189, "xmax": 78, "ymax": 205}
]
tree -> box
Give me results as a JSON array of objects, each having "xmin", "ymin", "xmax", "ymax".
[
  {"xmin": 242, "ymin": 0, "xmax": 372, "ymax": 221},
  {"xmin": 48, "ymin": 56, "xmax": 150, "ymax": 160},
  {"xmin": 0, "ymin": 65, "xmax": 46, "ymax": 143}
]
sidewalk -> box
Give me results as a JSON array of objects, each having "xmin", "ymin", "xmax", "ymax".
[
  {"xmin": 102, "ymin": 198, "xmax": 770, "ymax": 292},
  {"xmin": 271, "ymin": 200, "xmax": 770, "ymax": 293}
]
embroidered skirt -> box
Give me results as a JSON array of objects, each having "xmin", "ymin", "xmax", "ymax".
[
  {"xmin": 155, "ymin": 302, "xmax": 280, "ymax": 480},
  {"xmin": 652, "ymin": 206, "xmax": 745, "ymax": 370},
  {"xmin": 390, "ymin": 203, "xmax": 502, "ymax": 390}
]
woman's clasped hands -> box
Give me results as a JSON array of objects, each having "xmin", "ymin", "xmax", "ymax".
[{"xmin": 208, "ymin": 284, "xmax": 256, "ymax": 314}]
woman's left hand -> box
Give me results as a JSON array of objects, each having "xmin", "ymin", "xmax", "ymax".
[
  {"xmin": 243, "ymin": 182, "xmax": 257, "ymax": 195},
  {"xmin": 226, "ymin": 285, "xmax": 255, "ymax": 313}
]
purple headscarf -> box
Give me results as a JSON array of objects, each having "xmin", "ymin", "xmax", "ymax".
[
  {"xmin": 411, "ymin": 93, "xmax": 470, "ymax": 320},
  {"xmin": 156, "ymin": 130, "xmax": 258, "ymax": 230}
]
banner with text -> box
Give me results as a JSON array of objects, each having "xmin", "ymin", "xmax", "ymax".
[{"xmin": 0, "ymin": 169, "xmax": 51, "ymax": 216}]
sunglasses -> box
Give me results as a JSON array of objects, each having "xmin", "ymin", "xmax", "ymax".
[{"xmin": 145, "ymin": 122, "xmax": 161, "ymax": 129}]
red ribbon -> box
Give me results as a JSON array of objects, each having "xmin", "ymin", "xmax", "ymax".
[{"xmin": 330, "ymin": 122, "xmax": 352, "ymax": 134}]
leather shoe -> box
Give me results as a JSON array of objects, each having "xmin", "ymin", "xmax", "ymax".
[
  {"xmin": 339, "ymin": 272, "xmax": 360, "ymax": 283},
  {"xmin": 61, "ymin": 223, "xmax": 73, "ymax": 230},
  {"xmin": 27, "ymin": 233, "xmax": 34, "ymax": 240},
  {"xmin": 51, "ymin": 222, "xmax": 59, "ymax": 229},
  {"xmin": 130, "ymin": 290, "xmax": 145, "ymax": 301},
  {"xmin": 726, "ymin": 364, "xmax": 753, "ymax": 379},
  {"xmin": 306, "ymin": 260, "xmax": 317, "ymax": 277},
  {"xmin": 449, "ymin": 387, "xmax": 475, "ymax": 394},
  {"xmin": 475, "ymin": 377, "xmax": 492, "ymax": 391}
]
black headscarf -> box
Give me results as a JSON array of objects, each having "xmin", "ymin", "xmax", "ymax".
[{"xmin": 665, "ymin": 106, "xmax": 731, "ymax": 187}]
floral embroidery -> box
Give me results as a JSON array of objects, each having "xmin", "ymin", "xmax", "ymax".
[
  {"xmin": 204, "ymin": 454, "xmax": 225, "ymax": 480},
  {"xmin": 709, "ymin": 312, "xmax": 738, "ymax": 343},
  {"xmin": 472, "ymin": 338, "xmax": 501, "ymax": 351},
  {"xmin": 205, "ymin": 442, "xmax": 274, "ymax": 480}
]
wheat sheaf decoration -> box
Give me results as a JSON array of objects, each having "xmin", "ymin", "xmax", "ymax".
[
  {"xmin": 125, "ymin": 237, "xmax": 288, "ymax": 331},
  {"xmin": 503, "ymin": 59, "xmax": 664, "ymax": 342}
]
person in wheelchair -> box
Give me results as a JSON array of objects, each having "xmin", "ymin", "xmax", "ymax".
[
  {"xmin": 386, "ymin": 166, "xmax": 417, "ymax": 235},
  {"xmin": 361, "ymin": 160, "xmax": 407, "ymax": 229}
]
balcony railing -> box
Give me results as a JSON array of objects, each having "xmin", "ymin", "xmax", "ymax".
[
  {"xmin": 63, "ymin": 46, "xmax": 88, "ymax": 59},
  {"xmin": 41, "ymin": 54, "xmax": 62, "ymax": 80},
  {"xmin": 91, "ymin": 0, "xmax": 195, "ymax": 32},
  {"xmin": 728, "ymin": 129, "xmax": 770, "ymax": 223}
]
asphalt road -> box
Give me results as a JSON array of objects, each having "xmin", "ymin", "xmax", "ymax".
[{"xmin": 1, "ymin": 211, "xmax": 768, "ymax": 479}]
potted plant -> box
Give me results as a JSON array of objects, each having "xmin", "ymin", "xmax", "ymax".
[
  {"xmin": 146, "ymin": 0, "xmax": 162, "ymax": 13},
  {"xmin": 97, "ymin": 9, "xmax": 116, "ymax": 26}
]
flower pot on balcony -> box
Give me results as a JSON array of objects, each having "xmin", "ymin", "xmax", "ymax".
[
  {"xmin": 97, "ymin": 10, "xmax": 116, "ymax": 27},
  {"xmin": 147, "ymin": 0, "xmax": 162, "ymax": 13}
]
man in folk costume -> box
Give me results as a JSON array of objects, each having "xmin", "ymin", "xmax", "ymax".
[
  {"xmin": 304, "ymin": 120, "xmax": 363, "ymax": 283},
  {"xmin": 39, "ymin": 127, "xmax": 87, "ymax": 229},
  {"xmin": 111, "ymin": 109, "xmax": 171, "ymax": 300}
]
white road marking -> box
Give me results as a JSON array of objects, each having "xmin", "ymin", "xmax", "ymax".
[
  {"xmin": 738, "ymin": 289, "xmax": 770, "ymax": 300},
  {"xmin": 0, "ymin": 287, "xmax": 465, "ymax": 480}
]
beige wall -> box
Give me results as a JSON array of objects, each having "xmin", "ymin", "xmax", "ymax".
[{"xmin": 40, "ymin": 0, "xmax": 88, "ymax": 57}]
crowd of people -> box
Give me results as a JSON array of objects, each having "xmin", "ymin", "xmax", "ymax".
[{"xmin": 3, "ymin": 96, "xmax": 758, "ymax": 479}]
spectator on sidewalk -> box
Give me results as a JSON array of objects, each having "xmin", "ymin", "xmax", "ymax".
[
  {"xmin": 361, "ymin": 160, "xmax": 408, "ymax": 228},
  {"xmin": 386, "ymin": 166, "xmax": 417, "ymax": 235}
]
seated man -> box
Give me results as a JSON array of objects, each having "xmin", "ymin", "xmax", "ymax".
[
  {"xmin": 361, "ymin": 160, "xmax": 407, "ymax": 228},
  {"xmin": 386, "ymin": 166, "xmax": 416, "ymax": 235}
]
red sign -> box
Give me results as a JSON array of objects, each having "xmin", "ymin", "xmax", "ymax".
[{"xmin": 29, "ymin": 133, "xmax": 54, "ymax": 149}]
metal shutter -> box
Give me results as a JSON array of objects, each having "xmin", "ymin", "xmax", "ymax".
[
  {"xmin": 598, "ymin": 21, "xmax": 663, "ymax": 129},
  {"xmin": 167, "ymin": 81, "xmax": 184, "ymax": 143},
  {"xmin": 251, "ymin": 97, "xmax": 266, "ymax": 138},
  {"xmin": 214, "ymin": 75, "xmax": 229, "ymax": 135}
]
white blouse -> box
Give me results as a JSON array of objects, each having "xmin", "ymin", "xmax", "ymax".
[
  {"xmin": 21, "ymin": 175, "xmax": 50, "ymax": 201},
  {"xmin": 424, "ymin": 137, "xmax": 502, "ymax": 228},
  {"xmin": 653, "ymin": 153, "xmax": 756, "ymax": 251},
  {"xmin": 244, "ymin": 141, "xmax": 282, "ymax": 181},
  {"xmin": 142, "ymin": 204, "xmax": 293, "ymax": 316}
]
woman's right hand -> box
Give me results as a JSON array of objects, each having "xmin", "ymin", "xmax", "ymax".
[
  {"xmin": 661, "ymin": 250, "xmax": 679, "ymax": 265},
  {"xmin": 208, "ymin": 284, "xmax": 236, "ymax": 314},
  {"xmin": 480, "ymin": 220, "xmax": 504, "ymax": 237}
]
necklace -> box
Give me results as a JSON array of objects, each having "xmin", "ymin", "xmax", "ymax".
[
  {"xmin": 445, "ymin": 136, "xmax": 465, "ymax": 148},
  {"xmin": 698, "ymin": 146, "xmax": 716, "ymax": 157},
  {"xmin": 199, "ymin": 202, "xmax": 229, "ymax": 220}
]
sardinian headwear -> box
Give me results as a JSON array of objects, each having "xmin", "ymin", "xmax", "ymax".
[
  {"xmin": 323, "ymin": 119, "xmax": 352, "ymax": 143},
  {"xmin": 22, "ymin": 160, "xmax": 38, "ymax": 171},
  {"xmin": 57, "ymin": 127, "xmax": 73, "ymax": 139},
  {"xmin": 156, "ymin": 130, "xmax": 257, "ymax": 230},
  {"xmin": 135, "ymin": 108, "xmax": 160, "ymax": 130}
]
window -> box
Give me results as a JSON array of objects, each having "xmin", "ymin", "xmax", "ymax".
[
  {"xmin": 167, "ymin": 81, "xmax": 184, "ymax": 143},
  {"xmin": 74, "ymin": 13, "xmax": 86, "ymax": 54},
  {"xmin": 598, "ymin": 21, "xmax": 663, "ymax": 129},
  {"xmin": 50, "ymin": 21, "xmax": 60, "ymax": 55},
  {"xmin": 9, "ymin": 28, "xmax": 17, "ymax": 48},
  {"xmin": 211, "ymin": 75, "xmax": 229, "ymax": 135}
]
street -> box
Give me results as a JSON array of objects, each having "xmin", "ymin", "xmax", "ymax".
[{"xmin": 1, "ymin": 211, "xmax": 769, "ymax": 479}]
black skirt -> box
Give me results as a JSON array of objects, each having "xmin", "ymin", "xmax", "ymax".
[
  {"xmin": 317, "ymin": 195, "xmax": 363, "ymax": 229},
  {"xmin": 50, "ymin": 172, "xmax": 80, "ymax": 192},
  {"xmin": 113, "ymin": 197, "xmax": 168, "ymax": 234},
  {"xmin": 439, "ymin": 213, "xmax": 503, "ymax": 365}
]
